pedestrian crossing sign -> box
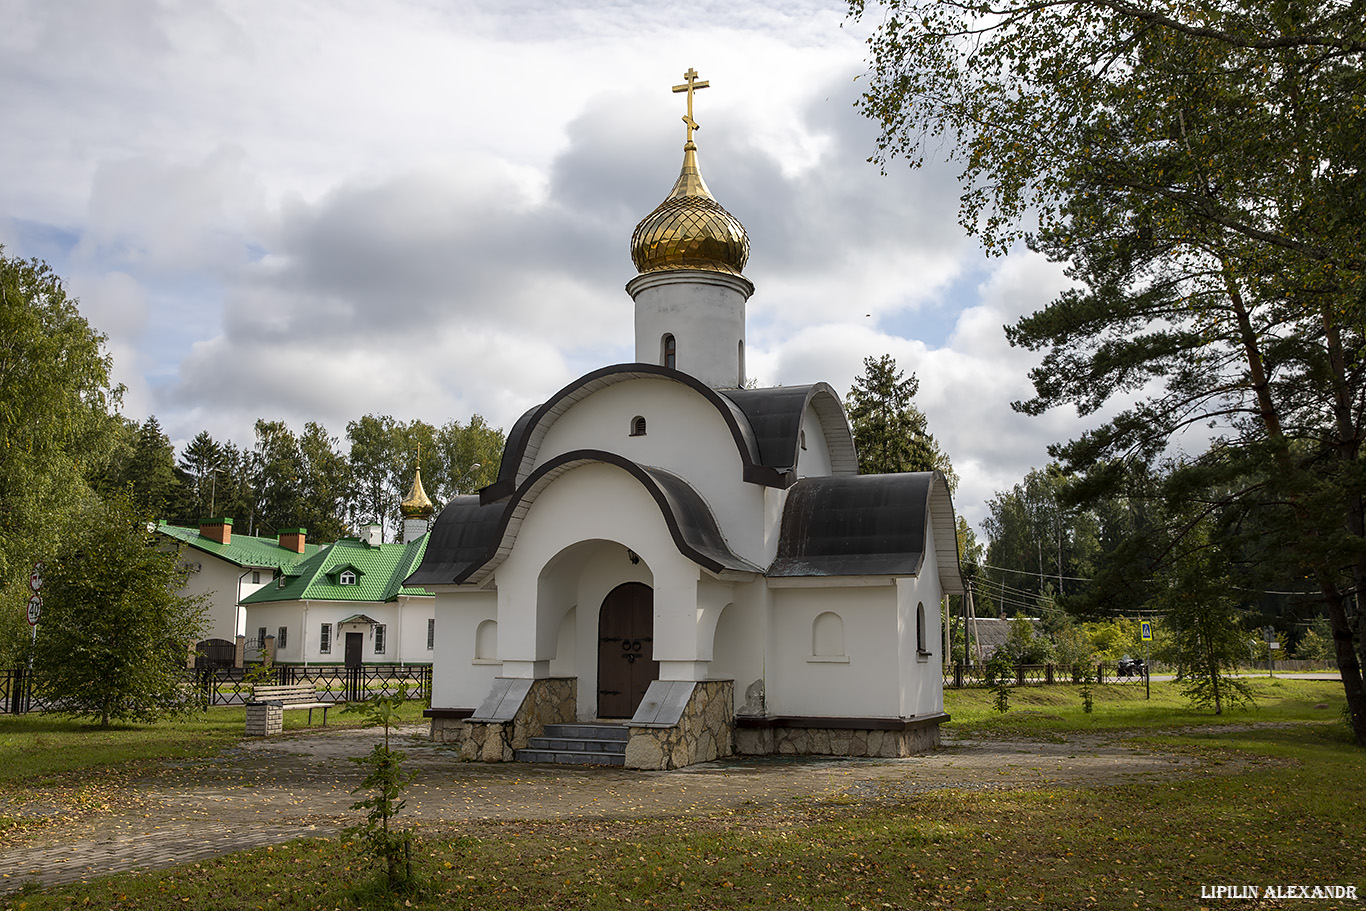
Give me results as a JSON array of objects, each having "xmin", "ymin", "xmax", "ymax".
[{"xmin": 1141, "ymin": 621, "xmax": 1153, "ymax": 641}]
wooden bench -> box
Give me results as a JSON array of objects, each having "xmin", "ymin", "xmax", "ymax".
[{"xmin": 250, "ymin": 683, "xmax": 338, "ymax": 725}]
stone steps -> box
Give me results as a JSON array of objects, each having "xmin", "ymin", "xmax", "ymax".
[{"xmin": 514, "ymin": 723, "xmax": 628, "ymax": 766}]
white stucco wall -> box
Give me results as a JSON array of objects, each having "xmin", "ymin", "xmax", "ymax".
[
  {"xmin": 491, "ymin": 462, "xmax": 716, "ymax": 703},
  {"xmin": 766, "ymin": 584, "xmax": 903, "ymax": 719},
  {"xmin": 629, "ymin": 270, "xmax": 751, "ymax": 389},
  {"xmin": 898, "ymin": 512, "xmax": 946, "ymax": 717},
  {"xmin": 242, "ymin": 599, "xmax": 435, "ymax": 666},
  {"xmin": 532, "ymin": 377, "xmax": 766, "ymax": 566},
  {"xmin": 429, "ymin": 587, "xmax": 499, "ymax": 711},
  {"xmin": 174, "ymin": 553, "xmax": 274, "ymax": 642},
  {"xmin": 794, "ymin": 404, "xmax": 833, "ymax": 478}
]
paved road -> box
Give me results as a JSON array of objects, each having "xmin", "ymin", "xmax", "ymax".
[{"xmin": 0, "ymin": 725, "xmax": 1202, "ymax": 894}]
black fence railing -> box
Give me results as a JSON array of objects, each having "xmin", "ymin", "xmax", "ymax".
[
  {"xmin": 1, "ymin": 665, "xmax": 432, "ymax": 714},
  {"xmin": 944, "ymin": 663, "xmax": 1151, "ymax": 688}
]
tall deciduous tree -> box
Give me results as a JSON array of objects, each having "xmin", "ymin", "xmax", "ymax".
[
  {"xmin": 0, "ymin": 249, "xmax": 122, "ymax": 664},
  {"xmin": 851, "ymin": 0, "xmax": 1366, "ymax": 744},
  {"xmin": 298, "ymin": 421, "xmax": 352, "ymax": 542},
  {"xmin": 32, "ymin": 493, "xmax": 207, "ymax": 726},
  {"xmin": 846, "ymin": 354, "xmax": 956, "ymax": 486},
  {"xmin": 433, "ymin": 416, "xmax": 504, "ymax": 501}
]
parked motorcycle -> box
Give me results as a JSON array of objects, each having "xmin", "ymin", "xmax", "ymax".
[{"xmin": 1117, "ymin": 656, "xmax": 1148, "ymax": 678}]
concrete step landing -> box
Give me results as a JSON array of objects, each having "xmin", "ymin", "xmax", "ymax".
[{"xmin": 514, "ymin": 723, "xmax": 629, "ymax": 766}]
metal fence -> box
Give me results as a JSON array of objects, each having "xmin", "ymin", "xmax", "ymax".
[
  {"xmin": 0, "ymin": 665, "xmax": 432, "ymax": 714},
  {"xmin": 944, "ymin": 663, "xmax": 1151, "ymax": 688}
]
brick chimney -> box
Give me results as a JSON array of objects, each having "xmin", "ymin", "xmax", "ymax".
[
  {"xmin": 200, "ymin": 518, "xmax": 232, "ymax": 545},
  {"xmin": 278, "ymin": 528, "xmax": 307, "ymax": 554}
]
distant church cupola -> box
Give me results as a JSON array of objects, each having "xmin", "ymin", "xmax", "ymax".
[
  {"xmin": 628, "ymin": 68, "xmax": 753, "ymax": 389},
  {"xmin": 400, "ymin": 455, "xmax": 435, "ymax": 543}
]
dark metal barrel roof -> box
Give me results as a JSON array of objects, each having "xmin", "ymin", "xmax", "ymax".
[
  {"xmin": 404, "ymin": 495, "xmax": 510, "ymax": 586},
  {"xmin": 770, "ymin": 472, "xmax": 963, "ymax": 591}
]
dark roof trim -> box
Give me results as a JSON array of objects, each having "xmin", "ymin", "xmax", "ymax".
[
  {"xmin": 410, "ymin": 449, "xmax": 762, "ymax": 587},
  {"xmin": 481, "ymin": 364, "xmax": 792, "ymax": 504}
]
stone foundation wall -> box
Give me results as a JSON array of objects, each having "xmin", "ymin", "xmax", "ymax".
[
  {"xmin": 625, "ymin": 680, "xmax": 734, "ymax": 770},
  {"xmin": 461, "ymin": 677, "xmax": 576, "ymax": 762},
  {"xmin": 429, "ymin": 716, "xmax": 468, "ymax": 745},
  {"xmin": 735, "ymin": 715, "xmax": 944, "ymax": 758}
]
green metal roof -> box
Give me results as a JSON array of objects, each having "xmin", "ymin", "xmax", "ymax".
[
  {"xmin": 157, "ymin": 522, "xmax": 323, "ymax": 571},
  {"xmin": 240, "ymin": 534, "xmax": 432, "ymax": 605}
]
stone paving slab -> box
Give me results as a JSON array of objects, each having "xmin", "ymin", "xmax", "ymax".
[{"xmin": 0, "ymin": 724, "xmax": 1204, "ymax": 895}]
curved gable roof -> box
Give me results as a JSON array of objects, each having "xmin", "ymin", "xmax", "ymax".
[
  {"xmin": 408, "ymin": 449, "xmax": 763, "ymax": 587},
  {"xmin": 481, "ymin": 365, "xmax": 804, "ymax": 503},
  {"xmin": 720, "ymin": 384, "xmax": 858, "ymax": 475},
  {"xmin": 769, "ymin": 471, "xmax": 964, "ymax": 592}
]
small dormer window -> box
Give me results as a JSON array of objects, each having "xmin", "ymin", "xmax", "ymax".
[
  {"xmin": 339, "ymin": 569, "xmax": 357, "ymax": 586},
  {"xmin": 629, "ymin": 415, "xmax": 647, "ymax": 437},
  {"xmin": 662, "ymin": 333, "xmax": 676, "ymax": 369}
]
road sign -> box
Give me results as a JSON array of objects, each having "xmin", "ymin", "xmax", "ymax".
[
  {"xmin": 29, "ymin": 562, "xmax": 45, "ymax": 592},
  {"xmin": 27, "ymin": 594, "xmax": 42, "ymax": 626},
  {"xmin": 1141, "ymin": 621, "xmax": 1152, "ymax": 641}
]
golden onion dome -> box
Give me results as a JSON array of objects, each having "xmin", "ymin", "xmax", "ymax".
[
  {"xmin": 630, "ymin": 140, "xmax": 749, "ymax": 276},
  {"xmin": 400, "ymin": 465, "xmax": 435, "ymax": 519}
]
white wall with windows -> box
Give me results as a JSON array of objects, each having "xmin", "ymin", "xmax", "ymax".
[{"xmin": 242, "ymin": 596, "xmax": 436, "ymax": 665}]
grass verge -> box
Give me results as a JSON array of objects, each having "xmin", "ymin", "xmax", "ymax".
[{"xmin": 1, "ymin": 682, "xmax": 1361, "ymax": 910}]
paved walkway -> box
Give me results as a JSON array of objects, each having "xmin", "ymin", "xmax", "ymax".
[{"xmin": 0, "ymin": 724, "xmax": 1203, "ymax": 894}]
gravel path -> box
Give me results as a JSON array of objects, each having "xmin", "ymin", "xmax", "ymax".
[{"xmin": 0, "ymin": 724, "xmax": 1203, "ymax": 893}]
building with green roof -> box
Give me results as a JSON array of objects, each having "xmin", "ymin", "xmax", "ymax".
[
  {"xmin": 157, "ymin": 518, "xmax": 323, "ymax": 664},
  {"xmin": 240, "ymin": 525, "xmax": 434, "ymax": 666}
]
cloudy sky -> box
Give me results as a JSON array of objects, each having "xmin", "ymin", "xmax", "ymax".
[{"xmin": 1, "ymin": 0, "xmax": 1095, "ymax": 532}]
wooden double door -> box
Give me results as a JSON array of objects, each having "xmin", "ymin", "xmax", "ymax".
[{"xmin": 596, "ymin": 582, "xmax": 659, "ymax": 718}]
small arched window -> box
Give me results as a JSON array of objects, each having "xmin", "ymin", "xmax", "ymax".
[
  {"xmin": 662, "ymin": 333, "xmax": 677, "ymax": 369},
  {"xmin": 812, "ymin": 611, "xmax": 846, "ymax": 658},
  {"xmin": 475, "ymin": 619, "xmax": 498, "ymax": 661},
  {"xmin": 339, "ymin": 570, "xmax": 356, "ymax": 586},
  {"xmin": 629, "ymin": 415, "xmax": 647, "ymax": 437},
  {"xmin": 917, "ymin": 602, "xmax": 930, "ymax": 656},
  {"xmin": 738, "ymin": 339, "xmax": 745, "ymax": 386},
  {"xmin": 800, "ymin": 429, "xmax": 808, "ymax": 451}
]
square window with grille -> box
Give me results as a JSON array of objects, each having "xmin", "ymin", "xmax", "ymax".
[
  {"xmin": 320, "ymin": 623, "xmax": 332, "ymax": 654},
  {"xmin": 427, "ymin": 618, "xmax": 435, "ymax": 650},
  {"xmin": 374, "ymin": 624, "xmax": 386, "ymax": 654}
]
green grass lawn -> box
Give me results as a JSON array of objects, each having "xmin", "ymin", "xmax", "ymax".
[
  {"xmin": 2, "ymin": 681, "xmax": 1362, "ymax": 910},
  {"xmin": 0, "ymin": 700, "xmax": 429, "ymax": 787}
]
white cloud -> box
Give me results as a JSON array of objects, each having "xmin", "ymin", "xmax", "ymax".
[{"xmin": 1, "ymin": 0, "xmax": 1110, "ymax": 534}]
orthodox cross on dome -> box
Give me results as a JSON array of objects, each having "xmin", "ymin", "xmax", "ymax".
[{"xmin": 672, "ymin": 67, "xmax": 710, "ymax": 145}]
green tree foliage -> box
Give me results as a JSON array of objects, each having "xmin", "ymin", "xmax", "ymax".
[
  {"xmin": 177, "ymin": 430, "xmax": 224, "ymax": 522},
  {"xmin": 298, "ymin": 422, "xmax": 352, "ymax": 542},
  {"xmin": 32, "ymin": 493, "xmax": 207, "ymax": 726},
  {"xmin": 998, "ymin": 617, "xmax": 1057, "ymax": 665},
  {"xmin": 94, "ymin": 416, "xmax": 184, "ymax": 518},
  {"xmin": 0, "ymin": 249, "xmax": 122, "ymax": 664},
  {"xmin": 433, "ymin": 416, "xmax": 503, "ymax": 501},
  {"xmin": 1295, "ymin": 616, "xmax": 1335, "ymax": 661},
  {"xmin": 851, "ymin": 0, "xmax": 1366, "ymax": 744},
  {"xmin": 1150, "ymin": 522, "xmax": 1256, "ymax": 715},
  {"xmin": 348, "ymin": 414, "xmax": 402, "ymax": 540},
  {"xmin": 846, "ymin": 354, "xmax": 956, "ymax": 487},
  {"xmin": 344, "ymin": 686, "xmax": 418, "ymax": 890}
]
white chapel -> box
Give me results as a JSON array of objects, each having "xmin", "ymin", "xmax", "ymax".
[{"xmin": 408, "ymin": 70, "xmax": 962, "ymax": 769}]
